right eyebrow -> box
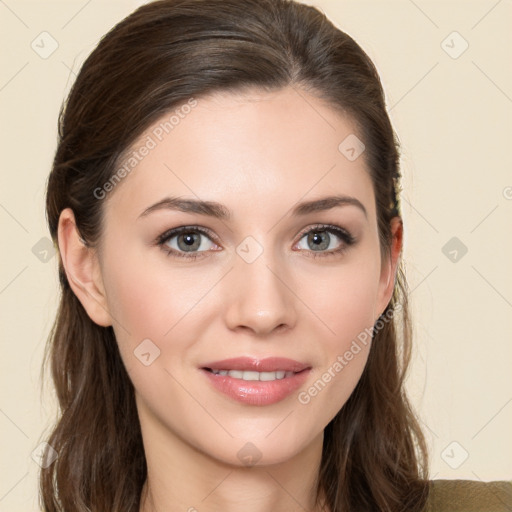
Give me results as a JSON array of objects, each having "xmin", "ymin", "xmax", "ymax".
[{"xmin": 138, "ymin": 197, "xmax": 231, "ymax": 220}]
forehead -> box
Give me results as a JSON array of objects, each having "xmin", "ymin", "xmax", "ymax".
[{"xmin": 103, "ymin": 86, "xmax": 375, "ymax": 224}]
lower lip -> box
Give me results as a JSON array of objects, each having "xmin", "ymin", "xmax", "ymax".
[{"xmin": 201, "ymin": 368, "xmax": 311, "ymax": 406}]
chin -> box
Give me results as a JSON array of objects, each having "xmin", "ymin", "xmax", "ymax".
[{"xmin": 197, "ymin": 428, "xmax": 319, "ymax": 469}]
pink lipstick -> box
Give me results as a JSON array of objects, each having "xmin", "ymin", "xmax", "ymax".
[{"xmin": 200, "ymin": 357, "xmax": 311, "ymax": 406}]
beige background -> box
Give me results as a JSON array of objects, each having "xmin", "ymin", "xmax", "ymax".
[{"xmin": 1, "ymin": 0, "xmax": 511, "ymax": 509}]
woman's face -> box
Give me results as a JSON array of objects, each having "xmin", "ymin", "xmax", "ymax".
[{"xmin": 64, "ymin": 86, "xmax": 399, "ymax": 467}]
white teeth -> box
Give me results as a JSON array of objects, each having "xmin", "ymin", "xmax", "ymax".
[
  {"xmin": 260, "ymin": 371, "xmax": 279, "ymax": 381},
  {"xmin": 241, "ymin": 371, "xmax": 260, "ymax": 381},
  {"xmin": 209, "ymin": 369, "xmax": 296, "ymax": 381}
]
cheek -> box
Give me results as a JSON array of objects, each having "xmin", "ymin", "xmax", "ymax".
[
  {"xmin": 102, "ymin": 246, "xmax": 202, "ymax": 339},
  {"xmin": 101, "ymin": 246, "xmax": 230, "ymax": 384},
  {"xmin": 292, "ymin": 255, "xmax": 380, "ymax": 422},
  {"xmin": 301, "ymin": 252, "xmax": 381, "ymax": 345}
]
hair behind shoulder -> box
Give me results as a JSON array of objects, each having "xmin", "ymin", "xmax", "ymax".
[{"xmin": 41, "ymin": 0, "xmax": 429, "ymax": 510}]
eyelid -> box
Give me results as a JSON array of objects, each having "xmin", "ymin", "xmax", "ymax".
[
  {"xmin": 295, "ymin": 223, "xmax": 355, "ymax": 244},
  {"xmin": 155, "ymin": 224, "xmax": 219, "ymax": 246}
]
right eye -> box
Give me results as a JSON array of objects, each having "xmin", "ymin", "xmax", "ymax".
[{"xmin": 156, "ymin": 226, "xmax": 221, "ymax": 260}]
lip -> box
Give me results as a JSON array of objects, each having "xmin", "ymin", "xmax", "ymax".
[
  {"xmin": 201, "ymin": 357, "xmax": 310, "ymax": 373},
  {"xmin": 200, "ymin": 357, "xmax": 311, "ymax": 406}
]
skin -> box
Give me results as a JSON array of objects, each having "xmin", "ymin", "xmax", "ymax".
[{"xmin": 58, "ymin": 85, "xmax": 402, "ymax": 512}]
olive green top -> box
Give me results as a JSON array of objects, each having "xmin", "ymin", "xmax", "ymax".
[{"xmin": 425, "ymin": 479, "xmax": 512, "ymax": 511}]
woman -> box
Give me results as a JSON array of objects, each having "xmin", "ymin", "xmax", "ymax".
[{"xmin": 40, "ymin": 0, "xmax": 511, "ymax": 510}]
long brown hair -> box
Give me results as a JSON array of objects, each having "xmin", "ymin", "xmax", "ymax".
[{"xmin": 41, "ymin": 0, "xmax": 430, "ymax": 510}]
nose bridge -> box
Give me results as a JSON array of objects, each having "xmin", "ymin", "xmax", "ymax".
[{"xmin": 223, "ymin": 238, "xmax": 297, "ymax": 334}]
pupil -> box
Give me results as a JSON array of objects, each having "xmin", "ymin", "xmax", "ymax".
[
  {"xmin": 309, "ymin": 231, "xmax": 329, "ymax": 251},
  {"xmin": 178, "ymin": 232, "xmax": 200, "ymax": 251}
]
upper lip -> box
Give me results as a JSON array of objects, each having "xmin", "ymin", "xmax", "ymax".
[{"xmin": 201, "ymin": 357, "xmax": 310, "ymax": 373}]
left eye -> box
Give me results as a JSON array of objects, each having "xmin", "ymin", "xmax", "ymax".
[{"xmin": 295, "ymin": 226, "xmax": 354, "ymax": 254}]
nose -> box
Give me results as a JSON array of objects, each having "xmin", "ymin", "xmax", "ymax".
[{"xmin": 223, "ymin": 249, "xmax": 297, "ymax": 336}]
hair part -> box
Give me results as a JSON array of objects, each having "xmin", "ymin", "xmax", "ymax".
[{"xmin": 42, "ymin": 0, "xmax": 429, "ymax": 510}]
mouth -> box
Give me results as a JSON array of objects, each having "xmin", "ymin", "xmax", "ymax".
[
  {"xmin": 201, "ymin": 356, "xmax": 310, "ymax": 373},
  {"xmin": 203, "ymin": 368, "xmax": 301, "ymax": 381},
  {"xmin": 200, "ymin": 357, "xmax": 311, "ymax": 406}
]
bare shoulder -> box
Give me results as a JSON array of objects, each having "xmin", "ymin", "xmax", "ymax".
[{"xmin": 425, "ymin": 479, "xmax": 512, "ymax": 511}]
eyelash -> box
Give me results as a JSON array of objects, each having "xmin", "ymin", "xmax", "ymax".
[{"xmin": 155, "ymin": 224, "xmax": 356, "ymax": 261}]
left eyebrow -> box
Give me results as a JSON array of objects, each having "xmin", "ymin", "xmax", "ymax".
[
  {"xmin": 291, "ymin": 194, "xmax": 367, "ymax": 219},
  {"xmin": 137, "ymin": 194, "xmax": 367, "ymax": 220}
]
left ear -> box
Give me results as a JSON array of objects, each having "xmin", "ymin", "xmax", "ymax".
[{"xmin": 375, "ymin": 216, "xmax": 403, "ymax": 320}]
